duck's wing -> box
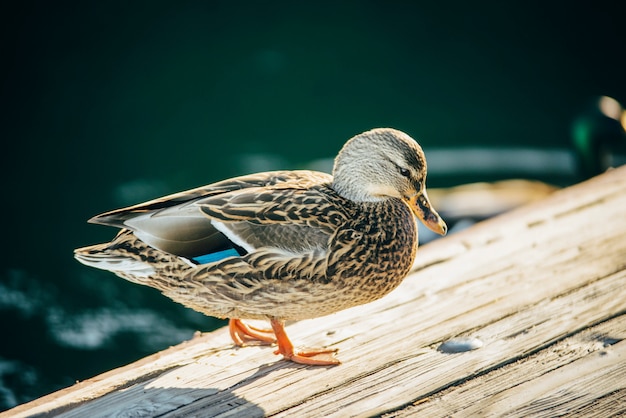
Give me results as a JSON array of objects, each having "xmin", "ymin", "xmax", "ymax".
[
  {"xmin": 87, "ymin": 171, "xmax": 338, "ymax": 260},
  {"xmin": 195, "ymin": 182, "xmax": 349, "ymax": 254},
  {"xmin": 90, "ymin": 170, "xmax": 332, "ymax": 226}
]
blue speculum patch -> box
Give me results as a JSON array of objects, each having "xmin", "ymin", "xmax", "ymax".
[{"xmin": 192, "ymin": 248, "xmax": 240, "ymax": 264}]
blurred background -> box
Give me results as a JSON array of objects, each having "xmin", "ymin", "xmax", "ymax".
[{"xmin": 1, "ymin": 1, "xmax": 625, "ymax": 410}]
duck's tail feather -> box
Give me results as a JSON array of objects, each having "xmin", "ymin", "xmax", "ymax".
[{"xmin": 74, "ymin": 230, "xmax": 189, "ymax": 287}]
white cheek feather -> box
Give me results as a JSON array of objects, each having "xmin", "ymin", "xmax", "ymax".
[
  {"xmin": 211, "ymin": 220, "xmax": 256, "ymax": 253},
  {"xmin": 365, "ymin": 183, "xmax": 403, "ymax": 199}
]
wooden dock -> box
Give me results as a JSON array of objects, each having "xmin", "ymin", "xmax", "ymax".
[{"xmin": 4, "ymin": 166, "xmax": 626, "ymax": 417}]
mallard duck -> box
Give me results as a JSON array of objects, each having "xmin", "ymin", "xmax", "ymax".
[{"xmin": 74, "ymin": 128, "xmax": 447, "ymax": 365}]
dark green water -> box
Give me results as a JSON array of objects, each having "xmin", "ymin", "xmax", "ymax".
[{"xmin": 1, "ymin": 1, "xmax": 625, "ymax": 410}]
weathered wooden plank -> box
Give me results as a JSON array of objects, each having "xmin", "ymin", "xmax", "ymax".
[
  {"xmin": 486, "ymin": 339, "xmax": 626, "ymax": 417},
  {"xmin": 274, "ymin": 270, "xmax": 626, "ymax": 418},
  {"xmin": 388, "ymin": 314, "xmax": 626, "ymax": 417},
  {"xmin": 4, "ymin": 165, "xmax": 626, "ymax": 418}
]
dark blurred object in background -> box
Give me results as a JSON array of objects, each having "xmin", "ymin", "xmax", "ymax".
[{"xmin": 572, "ymin": 96, "xmax": 626, "ymax": 178}]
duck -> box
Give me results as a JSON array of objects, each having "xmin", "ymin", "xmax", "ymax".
[{"xmin": 74, "ymin": 128, "xmax": 447, "ymax": 365}]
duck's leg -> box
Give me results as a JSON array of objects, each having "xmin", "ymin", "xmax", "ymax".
[
  {"xmin": 270, "ymin": 318, "xmax": 340, "ymax": 366},
  {"xmin": 229, "ymin": 318, "xmax": 276, "ymax": 346}
]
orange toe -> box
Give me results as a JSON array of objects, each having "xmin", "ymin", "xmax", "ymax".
[
  {"xmin": 270, "ymin": 318, "xmax": 340, "ymax": 366},
  {"xmin": 280, "ymin": 349, "xmax": 341, "ymax": 366},
  {"xmin": 229, "ymin": 318, "xmax": 276, "ymax": 346}
]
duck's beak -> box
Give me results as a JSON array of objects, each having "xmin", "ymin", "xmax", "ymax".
[{"xmin": 407, "ymin": 190, "xmax": 448, "ymax": 235}]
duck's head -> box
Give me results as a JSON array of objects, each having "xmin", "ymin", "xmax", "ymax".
[{"xmin": 332, "ymin": 128, "xmax": 447, "ymax": 235}]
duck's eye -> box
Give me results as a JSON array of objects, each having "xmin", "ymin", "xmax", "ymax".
[{"xmin": 399, "ymin": 167, "xmax": 411, "ymax": 178}]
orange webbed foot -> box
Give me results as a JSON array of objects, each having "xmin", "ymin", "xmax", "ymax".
[
  {"xmin": 270, "ymin": 319, "xmax": 340, "ymax": 366},
  {"xmin": 229, "ymin": 318, "xmax": 276, "ymax": 346}
]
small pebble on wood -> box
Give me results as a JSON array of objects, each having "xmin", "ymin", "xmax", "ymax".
[{"xmin": 438, "ymin": 337, "xmax": 484, "ymax": 353}]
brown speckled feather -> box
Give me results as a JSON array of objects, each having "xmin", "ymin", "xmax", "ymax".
[{"xmin": 181, "ymin": 192, "xmax": 417, "ymax": 320}]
